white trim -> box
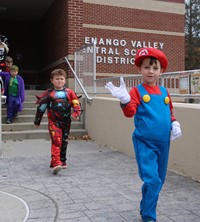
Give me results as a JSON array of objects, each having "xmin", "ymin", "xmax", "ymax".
[
  {"xmin": 83, "ymin": 0, "xmax": 185, "ymax": 15},
  {"xmin": 83, "ymin": 24, "xmax": 185, "ymax": 36},
  {"xmin": 0, "ymin": 191, "xmax": 29, "ymax": 222}
]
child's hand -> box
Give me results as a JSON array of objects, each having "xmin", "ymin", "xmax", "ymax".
[
  {"xmin": 105, "ymin": 77, "xmax": 130, "ymax": 104},
  {"xmin": 171, "ymin": 121, "xmax": 182, "ymax": 140}
]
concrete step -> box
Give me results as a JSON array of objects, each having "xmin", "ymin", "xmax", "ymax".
[
  {"xmin": 2, "ymin": 115, "xmax": 84, "ymax": 125},
  {"xmin": 25, "ymin": 89, "xmax": 45, "ymax": 96},
  {"xmin": 1, "ymin": 90, "xmax": 87, "ymax": 141},
  {"xmin": 24, "ymin": 95, "xmax": 37, "ymax": 102},
  {"xmin": 2, "ymin": 108, "xmax": 84, "ymax": 118},
  {"xmin": 2, "ymin": 107, "xmax": 37, "ymax": 115},
  {"xmin": 2, "ymin": 102, "xmax": 37, "ymax": 109},
  {"xmin": 2, "ymin": 115, "xmax": 48, "ymax": 123},
  {"xmin": 25, "ymin": 90, "xmax": 43, "ymax": 95},
  {"xmin": 2, "ymin": 129, "xmax": 88, "ymax": 140},
  {"xmin": 2, "ymin": 121, "xmax": 84, "ymax": 131}
]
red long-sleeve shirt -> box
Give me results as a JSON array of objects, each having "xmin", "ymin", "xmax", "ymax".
[{"xmin": 121, "ymin": 83, "xmax": 176, "ymax": 122}]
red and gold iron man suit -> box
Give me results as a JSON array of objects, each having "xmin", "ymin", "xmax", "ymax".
[{"xmin": 34, "ymin": 88, "xmax": 81, "ymax": 168}]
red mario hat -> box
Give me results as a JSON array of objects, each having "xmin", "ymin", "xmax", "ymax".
[{"xmin": 135, "ymin": 48, "xmax": 168, "ymax": 71}]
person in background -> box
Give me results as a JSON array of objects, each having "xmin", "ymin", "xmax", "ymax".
[
  {"xmin": 0, "ymin": 56, "xmax": 14, "ymax": 93},
  {"xmin": 0, "ymin": 38, "xmax": 10, "ymax": 94},
  {"xmin": 0, "ymin": 41, "xmax": 9, "ymax": 65},
  {"xmin": 4, "ymin": 56, "xmax": 13, "ymax": 71},
  {"xmin": 0, "ymin": 65, "xmax": 25, "ymax": 124},
  {"xmin": 34, "ymin": 68, "xmax": 81, "ymax": 175},
  {"xmin": 105, "ymin": 48, "xmax": 182, "ymax": 222},
  {"xmin": 0, "ymin": 56, "xmax": 13, "ymax": 72}
]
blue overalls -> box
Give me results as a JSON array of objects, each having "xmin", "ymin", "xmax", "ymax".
[{"xmin": 132, "ymin": 84, "xmax": 171, "ymax": 222}]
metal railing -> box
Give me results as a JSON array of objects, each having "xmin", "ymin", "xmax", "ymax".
[
  {"xmin": 65, "ymin": 42, "xmax": 96, "ymax": 103},
  {"xmin": 74, "ymin": 42, "xmax": 96, "ymax": 95},
  {"xmin": 67, "ymin": 42, "xmax": 200, "ymax": 102},
  {"xmin": 64, "ymin": 56, "xmax": 93, "ymax": 103},
  {"xmin": 93, "ymin": 69, "xmax": 200, "ymax": 98}
]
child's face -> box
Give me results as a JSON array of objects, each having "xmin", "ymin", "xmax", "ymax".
[
  {"xmin": 5, "ymin": 60, "xmax": 13, "ymax": 67},
  {"xmin": 138, "ymin": 58, "xmax": 163, "ymax": 86},
  {"xmin": 51, "ymin": 75, "xmax": 66, "ymax": 90},
  {"xmin": 10, "ymin": 70, "xmax": 18, "ymax": 77}
]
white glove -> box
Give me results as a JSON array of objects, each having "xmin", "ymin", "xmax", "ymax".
[
  {"xmin": 171, "ymin": 121, "xmax": 182, "ymax": 141},
  {"xmin": 105, "ymin": 77, "xmax": 130, "ymax": 104}
]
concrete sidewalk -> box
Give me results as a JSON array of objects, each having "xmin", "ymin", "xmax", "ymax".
[{"xmin": 0, "ymin": 139, "xmax": 200, "ymax": 222}]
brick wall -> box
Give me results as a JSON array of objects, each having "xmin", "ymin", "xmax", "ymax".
[
  {"xmin": 40, "ymin": 0, "xmax": 84, "ymax": 84},
  {"xmin": 0, "ymin": 0, "xmax": 185, "ymax": 87},
  {"xmin": 40, "ymin": 0, "xmax": 185, "ymax": 85},
  {"xmin": 67, "ymin": 0, "xmax": 83, "ymax": 54},
  {"xmin": 82, "ymin": 2, "xmax": 185, "ymax": 74}
]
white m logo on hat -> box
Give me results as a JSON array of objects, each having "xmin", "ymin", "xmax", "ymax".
[{"xmin": 139, "ymin": 49, "xmax": 148, "ymax": 56}]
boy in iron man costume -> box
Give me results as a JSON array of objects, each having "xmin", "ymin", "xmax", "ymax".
[
  {"xmin": 105, "ymin": 48, "xmax": 182, "ymax": 222},
  {"xmin": 34, "ymin": 69, "xmax": 81, "ymax": 175}
]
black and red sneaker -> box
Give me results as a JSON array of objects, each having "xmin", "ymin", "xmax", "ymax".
[{"xmin": 61, "ymin": 162, "xmax": 67, "ymax": 169}]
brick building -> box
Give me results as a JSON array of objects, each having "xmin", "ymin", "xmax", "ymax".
[{"xmin": 0, "ymin": 0, "xmax": 185, "ymax": 89}]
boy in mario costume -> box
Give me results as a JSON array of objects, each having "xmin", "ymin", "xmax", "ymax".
[{"xmin": 105, "ymin": 48, "xmax": 182, "ymax": 222}]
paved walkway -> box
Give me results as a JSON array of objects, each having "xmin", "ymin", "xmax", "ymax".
[{"xmin": 0, "ymin": 139, "xmax": 200, "ymax": 222}]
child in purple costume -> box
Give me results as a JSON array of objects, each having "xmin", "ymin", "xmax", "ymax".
[{"xmin": 0, "ymin": 65, "xmax": 25, "ymax": 123}]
